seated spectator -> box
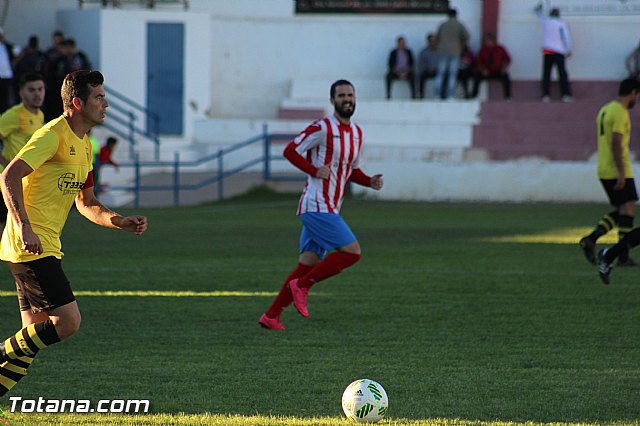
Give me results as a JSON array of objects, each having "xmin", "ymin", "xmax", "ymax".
[
  {"xmin": 417, "ymin": 33, "xmax": 438, "ymax": 99},
  {"xmin": 626, "ymin": 39, "xmax": 640, "ymax": 80},
  {"xmin": 471, "ymin": 32, "xmax": 512, "ymax": 100},
  {"xmin": 386, "ymin": 36, "xmax": 416, "ymax": 99},
  {"xmin": 457, "ymin": 43, "xmax": 475, "ymax": 99}
]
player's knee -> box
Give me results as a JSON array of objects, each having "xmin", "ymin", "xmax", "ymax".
[{"xmin": 52, "ymin": 313, "xmax": 82, "ymax": 340}]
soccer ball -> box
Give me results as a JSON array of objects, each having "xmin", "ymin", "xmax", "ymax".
[{"xmin": 341, "ymin": 379, "xmax": 388, "ymax": 423}]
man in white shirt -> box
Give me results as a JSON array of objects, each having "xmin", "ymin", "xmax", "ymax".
[
  {"xmin": 535, "ymin": 4, "xmax": 573, "ymax": 102},
  {"xmin": 0, "ymin": 27, "xmax": 15, "ymax": 112}
]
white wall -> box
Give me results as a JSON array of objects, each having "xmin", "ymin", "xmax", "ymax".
[
  {"xmin": 208, "ymin": 1, "xmax": 481, "ymax": 118},
  {"xmin": 1, "ymin": 0, "xmax": 77, "ymax": 50},
  {"xmin": 355, "ymin": 160, "xmax": 608, "ymax": 203},
  {"xmin": 57, "ymin": 8, "xmax": 211, "ymax": 144},
  {"xmin": 500, "ymin": 0, "xmax": 640, "ymax": 80},
  {"xmin": 7, "ymin": 0, "xmax": 639, "ymax": 123}
]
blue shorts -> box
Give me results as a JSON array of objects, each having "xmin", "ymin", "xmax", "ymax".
[{"xmin": 299, "ymin": 212, "xmax": 357, "ymax": 259}]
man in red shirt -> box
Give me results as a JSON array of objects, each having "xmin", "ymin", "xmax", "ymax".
[
  {"xmin": 471, "ymin": 32, "xmax": 512, "ymax": 100},
  {"xmin": 95, "ymin": 136, "xmax": 119, "ymax": 193}
]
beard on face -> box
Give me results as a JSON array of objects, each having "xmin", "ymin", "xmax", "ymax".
[{"xmin": 334, "ymin": 101, "xmax": 356, "ymax": 119}]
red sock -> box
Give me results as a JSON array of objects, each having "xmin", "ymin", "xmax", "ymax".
[
  {"xmin": 265, "ymin": 263, "xmax": 314, "ymax": 318},
  {"xmin": 299, "ymin": 252, "xmax": 361, "ymax": 290}
]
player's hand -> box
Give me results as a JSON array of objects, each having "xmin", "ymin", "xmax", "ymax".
[
  {"xmin": 117, "ymin": 215, "xmax": 148, "ymax": 235},
  {"xmin": 614, "ymin": 175, "xmax": 625, "ymax": 190},
  {"xmin": 370, "ymin": 174, "xmax": 384, "ymax": 190},
  {"xmin": 315, "ymin": 165, "xmax": 330, "ymax": 180},
  {"xmin": 20, "ymin": 225, "xmax": 43, "ymax": 255}
]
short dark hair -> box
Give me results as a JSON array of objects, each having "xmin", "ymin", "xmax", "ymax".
[
  {"xmin": 330, "ymin": 79, "xmax": 354, "ymax": 99},
  {"xmin": 106, "ymin": 136, "xmax": 118, "ymax": 147},
  {"xmin": 619, "ymin": 78, "xmax": 639, "ymax": 96},
  {"xmin": 19, "ymin": 72, "xmax": 44, "ymax": 89},
  {"xmin": 447, "ymin": 8, "xmax": 457, "ymax": 17},
  {"xmin": 550, "ymin": 8, "xmax": 560, "ymax": 17},
  {"xmin": 61, "ymin": 70, "xmax": 104, "ymax": 111},
  {"xmin": 27, "ymin": 35, "xmax": 39, "ymax": 49}
]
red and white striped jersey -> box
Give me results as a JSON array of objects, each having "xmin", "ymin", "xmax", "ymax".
[{"xmin": 292, "ymin": 115, "xmax": 364, "ymax": 215}]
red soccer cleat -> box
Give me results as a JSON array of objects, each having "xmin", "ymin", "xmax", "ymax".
[
  {"xmin": 289, "ymin": 278, "xmax": 309, "ymax": 318},
  {"xmin": 258, "ymin": 313, "xmax": 286, "ymax": 330}
]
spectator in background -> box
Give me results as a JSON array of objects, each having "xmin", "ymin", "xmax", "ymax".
[
  {"xmin": 43, "ymin": 31, "xmax": 68, "ymax": 121},
  {"xmin": 457, "ymin": 43, "xmax": 475, "ymax": 99},
  {"xmin": 13, "ymin": 36, "xmax": 46, "ymax": 97},
  {"xmin": 88, "ymin": 129, "xmax": 100, "ymax": 165},
  {"xmin": 42, "ymin": 38, "xmax": 91, "ymax": 121},
  {"xmin": 471, "ymin": 32, "xmax": 512, "ymax": 101},
  {"xmin": 417, "ymin": 33, "xmax": 438, "ymax": 99},
  {"xmin": 385, "ymin": 36, "xmax": 416, "ymax": 99},
  {"xmin": 625, "ymin": 39, "xmax": 640, "ymax": 80},
  {"xmin": 535, "ymin": 3, "xmax": 573, "ymax": 102},
  {"xmin": 66, "ymin": 39, "xmax": 92, "ymax": 72},
  {"xmin": 434, "ymin": 8, "xmax": 469, "ymax": 100},
  {"xmin": 95, "ymin": 136, "xmax": 119, "ymax": 194},
  {"xmin": 43, "ymin": 30, "xmax": 64, "ymax": 65},
  {"xmin": 0, "ymin": 73, "xmax": 45, "ymax": 231},
  {"xmin": 0, "ymin": 27, "xmax": 15, "ymax": 112}
]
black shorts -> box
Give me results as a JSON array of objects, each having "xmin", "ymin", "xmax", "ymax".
[
  {"xmin": 7, "ymin": 256, "xmax": 75, "ymax": 313},
  {"xmin": 601, "ymin": 178, "xmax": 639, "ymax": 207}
]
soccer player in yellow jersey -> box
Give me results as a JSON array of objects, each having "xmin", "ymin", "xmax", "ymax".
[
  {"xmin": 0, "ymin": 70, "xmax": 148, "ymax": 397},
  {"xmin": 580, "ymin": 78, "xmax": 639, "ymax": 266},
  {"xmin": 0, "ymin": 73, "xmax": 45, "ymax": 227}
]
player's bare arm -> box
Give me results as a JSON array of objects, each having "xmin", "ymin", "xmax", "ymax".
[
  {"xmin": 75, "ymin": 187, "xmax": 148, "ymax": 235},
  {"xmin": 1, "ymin": 158, "xmax": 42, "ymax": 254}
]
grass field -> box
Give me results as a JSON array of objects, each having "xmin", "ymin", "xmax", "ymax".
[{"xmin": 0, "ymin": 189, "xmax": 638, "ymax": 425}]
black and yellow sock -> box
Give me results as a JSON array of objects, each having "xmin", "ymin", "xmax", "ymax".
[
  {"xmin": 617, "ymin": 215, "xmax": 634, "ymax": 262},
  {"xmin": 588, "ymin": 211, "xmax": 619, "ymax": 241},
  {"xmin": 0, "ymin": 320, "xmax": 60, "ymax": 396},
  {"xmin": 0, "ymin": 320, "xmax": 60, "ymax": 360},
  {"xmin": 0, "ymin": 355, "xmax": 34, "ymax": 396}
]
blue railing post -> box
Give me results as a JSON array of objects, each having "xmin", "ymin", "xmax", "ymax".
[
  {"xmin": 154, "ymin": 136, "xmax": 160, "ymax": 162},
  {"xmin": 134, "ymin": 153, "xmax": 141, "ymax": 209},
  {"xmin": 263, "ymin": 123, "xmax": 271, "ymax": 182},
  {"xmin": 128, "ymin": 111, "xmax": 136, "ymax": 159},
  {"xmin": 217, "ymin": 149, "xmax": 224, "ymax": 201},
  {"xmin": 173, "ymin": 151, "xmax": 180, "ymax": 207}
]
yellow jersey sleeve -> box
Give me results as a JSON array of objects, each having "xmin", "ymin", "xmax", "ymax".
[
  {"xmin": 0, "ymin": 107, "xmax": 19, "ymax": 139},
  {"xmin": 18, "ymin": 127, "xmax": 59, "ymax": 172}
]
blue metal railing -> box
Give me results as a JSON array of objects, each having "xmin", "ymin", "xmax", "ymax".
[
  {"xmin": 109, "ymin": 124, "xmax": 303, "ymax": 207},
  {"xmin": 102, "ymin": 85, "xmax": 161, "ymax": 161}
]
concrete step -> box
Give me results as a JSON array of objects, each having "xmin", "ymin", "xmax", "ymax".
[
  {"xmin": 488, "ymin": 80, "xmax": 619, "ymax": 102},
  {"xmin": 478, "ymin": 100, "xmax": 602, "ymax": 122}
]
